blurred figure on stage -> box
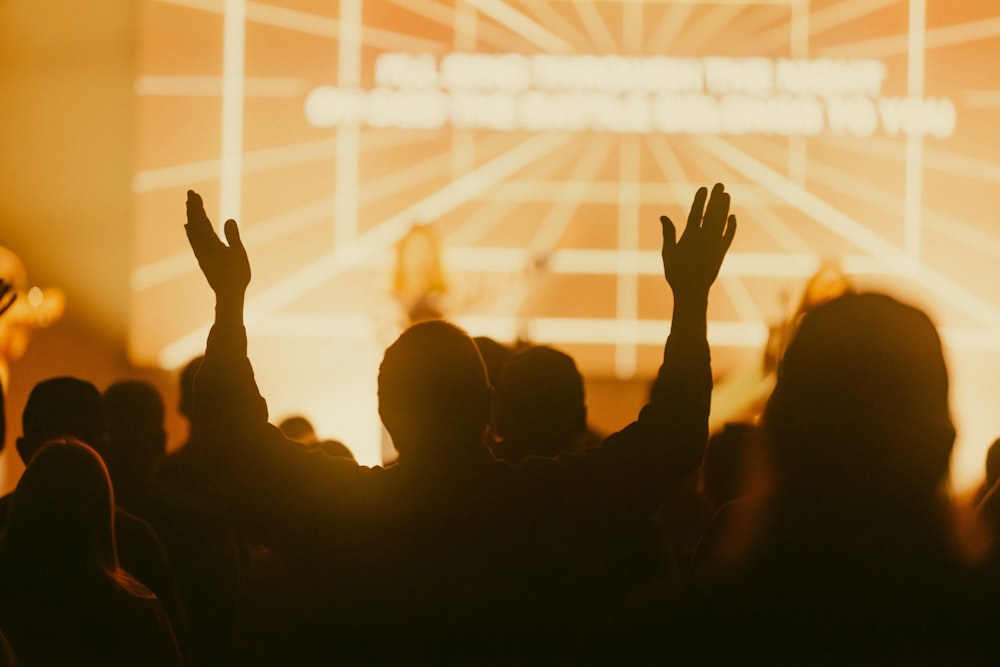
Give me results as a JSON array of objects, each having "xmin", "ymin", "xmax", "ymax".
[{"xmin": 0, "ymin": 246, "xmax": 66, "ymax": 390}]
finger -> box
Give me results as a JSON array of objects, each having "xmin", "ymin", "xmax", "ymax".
[
  {"xmin": 722, "ymin": 214, "xmax": 737, "ymax": 253},
  {"xmin": 185, "ymin": 190, "xmax": 211, "ymax": 228},
  {"xmin": 687, "ymin": 186, "xmax": 708, "ymax": 232},
  {"xmin": 660, "ymin": 215, "xmax": 677, "ymax": 250},
  {"xmin": 223, "ymin": 219, "xmax": 243, "ymax": 250},
  {"xmin": 703, "ymin": 183, "xmax": 730, "ymax": 235}
]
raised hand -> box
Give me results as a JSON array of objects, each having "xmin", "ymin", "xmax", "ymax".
[
  {"xmin": 185, "ymin": 190, "xmax": 251, "ymax": 298},
  {"xmin": 660, "ymin": 183, "xmax": 736, "ymax": 298},
  {"xmin": 0, "ymin": 280, "xmax": 15, "ymax": 318}
]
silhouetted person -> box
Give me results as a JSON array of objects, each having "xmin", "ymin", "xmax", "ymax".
[
  {"xmin": 159, "ymin": 356, "xmax": 214, "ymax": 503},
  {"xmin": 104, "ymin": 380, "xmax": 241, "ymax": 666},
  {"xmin": 183, "ymin": 184, "xmax": 734, "ymax": 661},
  {"xmin": 491, "ymin": 344, "xmax": 587, "ymax": 463},
  {"xmin": 0, "ymin": 376, "xmax": 187, "ymax": 655},
  {"xmin": 277, "ymin": 415, "xmax": 317, "ymax": 445},
  {"xmin": 0, "ymin": 438, "xmax": 182, "ymax": 666},
  {"xmin": 668, "ymin": 292, "xmax": 988, "ymax": 661}
]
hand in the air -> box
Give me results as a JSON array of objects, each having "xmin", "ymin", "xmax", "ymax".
[
  {"xmin": 660, "ymin": 183, "xmax": 737, "ymax": 298},
  {"xmin": 185, "ymin": 190, "xmax": 251, "ymax": 298}
]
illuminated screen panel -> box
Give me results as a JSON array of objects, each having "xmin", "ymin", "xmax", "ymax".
[{"xmin": 131, "ymin": 0, "xmax": 1000, "ymax": 476}]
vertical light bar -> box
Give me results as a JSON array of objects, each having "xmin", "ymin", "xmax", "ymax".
[
  {"xmin": 904, "ymin": 0, "xmax": 926, "ymax": 265},
  {"xmin": 616, "ymin": 136, "xmax": 641, "ymax": 380},
  {"xmin": 452, "ymin": 1, "xmax": 478, "ymax": 179},
  {"xmin": 335, "ymin": 0, "xmax": 362, "ymax": 246},
  {"xmin": 220, "ymin": 0, "xmax": 246, "ymax": 226},
  {"xmin": 788, "ymin": 0, "xmax": 809, "ymax": 185}
]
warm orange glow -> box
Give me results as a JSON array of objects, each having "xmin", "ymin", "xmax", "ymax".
[{"xmin": 130, "ymin": 1, "xmax": 1000, "ymax": 489}]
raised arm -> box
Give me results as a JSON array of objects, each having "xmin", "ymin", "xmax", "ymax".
[
  {"xmin": 184, "ymin": 192, "xmax": 360, "ymax": 533},
  {"xmin": 592, "ymin": 183, "xmax": 735, "ymax": 505}
]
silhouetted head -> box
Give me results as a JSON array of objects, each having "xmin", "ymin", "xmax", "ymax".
[
  {"xmin": 763, "ymin": 292, "xmax": 954, "ymax": 503},
  {"xmin": 278, "ymin": 415, "xmax": 318, "ymax": 445},
  {"xmin": 102, "ymin": 380, "xmax": 167, "ymax": 481},
  {"xmin": 177, "ymin": 355, "xmax": 204, "ymax": 421},
  {"xmin": 17, "ymin": 377, "xmax": 106, "ymax": 465},
  {"xmin": 0, "ymin": 437, "xmax": 118, "ymax": 572},
  {"xmin": 377, "ymin": 320, "xmax": 491, "ymax": 460},
  {"xmin": 493, "ymin": 345, "xmax": 586, "ymax": 454}
]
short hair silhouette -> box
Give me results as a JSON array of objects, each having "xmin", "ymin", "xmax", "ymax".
[
  {"xmin": 763, "ymin": 292, "xmax": 953, "ymax": 500},
  {"xmin": 493, "ymin": 345, "xmax": 586, "ymax": 455},
  {"xmin": 278, "ymin": 415, "xmax": 318, "ymax": 445},
  {"xmin": 103, "ymin": 381, "xmax": 168, "ymax": 481},
  {"xmin": 377, "ymin": 320, "xmax": 491, "ymax": 456},
  {"xmin": 18, "ymin": 377, "xmax": 106, "ymax": 464}
]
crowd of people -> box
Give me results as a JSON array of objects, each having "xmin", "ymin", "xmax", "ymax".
[{"xmin": 0, "ymin": 182, "xmax": 998, "ymax": 664}]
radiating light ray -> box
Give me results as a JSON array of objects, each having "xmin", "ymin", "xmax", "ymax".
[
  {"xmin": 668, "ymin": 135, "xmax": 815, "ymax": 253},
  {"xmin": 135, "ymin": 75, "xmax": 305, "ymax": 97},
  {"xmin": 134, "ymin": 132, "xmax": 438, "ymax": 194},
  {"xmin": 519, "ymin": 2, "xmax": 593, "ymax": 52},
  {"xmin": 622, "ymin": 2, "xmax": 644, "ymax": 55},
  {"xmin": 157, "ymin": 0, "xmax": 446, "ymax": 51},
  {"xmin": 963, "ymin": 90, "xmax": 1000, "ymax": 109},
  {"xmin": 804, "ymin": 148, "xmax": 1000, "ymax": 263},
  {"xmin": 697, "ymin": 135, "xmax": 1000, "ymax": 331},
  {"xmin": 721, "ymin": 276, "xmax": 763, "ymax": 323},
  {"xmin": 132, "ymin": 197, "xmax": 336, "ymax": 291},
  {"xmin": 386, "ymin": 0, "xmax": 542, "ymax": 53},
  {"xmin": 923, "ymin": 212, "xmax": 1000, "ymax": 263},
  {"xmin": 530, "ymin": 135, "xmax": 615, "ymax": 254},
  {"xmin": 903, "ymin": 0, "xmax": 926, "ymax": 264},
  {"xmin": 572, "ymin": 1, "xmax": 618, "ymax": 54},
  {"xmin": 359, "ymin": 131, "xmax": 530, "ymax": 209},
  {"xmin": 645, "ymin": 2, "xmax": 694, "ymax": 54},
  {"xmin": 334, "ymin": 0, "xmax": 363, "ymax": 247},
  {"xmin": 463, "ymin": 0, "xmax": 574, "ymax": 53},
  {"xmin": 675, "ymin": 4, "xmax": 747, "ymax": 55},
  {"xmin": 158, "ymin": 132, "xmax": 573, "ymax": 367},
  {"xmin": 717, "ymin": 4, "xmax": 798, "ymax": 54},
  {"xmin": 449, "ymin": 139, "xmax": 580, "ymax": 246},
  {"xmin": 644, "ymin": 135, "xmax": 697, "ymax": 213},
  {"xmin": 820, "ymin": 16, "xmax": 1000, "ymax": 59},
  {"xmin": 454, "ymin": 0, "xmax": 477, "ymax": 50},
  {"xmin": 819, "ymin": 135, "xmax": 1000, "ymax": 185},
  {"xmin": 745, "ymin": 0, "xmax": 899, "ymax": 55}
]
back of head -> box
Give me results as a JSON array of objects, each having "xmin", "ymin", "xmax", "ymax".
[
  {"xmin": 378, "ymin": 320, "xmax": 491, "ymax": 458},
  {"xmin": 763, "ymin": 292, "xmax": 953, "ymax": 503},
  {"xmin": 19, "ymin": 377, "xmax": 106, "ymax": 464},
  {"xmin": 493, "ymin": 345, "xmax": 586, "ymax": 454},
  {"xmin": 278, "ymin": 415, "xmax": 318, "ymax": 445},
  {"xmin": 103, "ymin": 380, "xmax": 167, "ymax": 476},
  {"xmin": 1, "ymin": 437, "xmax": 118, "ymax": 574}
]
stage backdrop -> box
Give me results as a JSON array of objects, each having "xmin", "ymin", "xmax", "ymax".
[{"xmin": 130, "ymin": 0, "xmax": 1000, "ymax": 480}]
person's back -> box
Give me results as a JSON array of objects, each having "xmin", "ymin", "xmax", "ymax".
[
  {"xmin": 0, "ymin": 439, "xmax": 182, "ymax": 666},
  {"xmin": 184, "ymin": 184, "xmax": 735, "ymax": 660},
  {"xmin": 104, "ymin": 380, "xmax": 240, "ymax": 666},
  {"xmin": 664, "ymin": 292, "xmax": 989, "ymax": 661},
  {"xmin": 0, "ymin": 376, "xmax": 188, "ymax": 655}
]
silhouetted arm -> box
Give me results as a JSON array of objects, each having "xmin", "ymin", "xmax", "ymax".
[
  {"xmin": 527, "ymin": 184, "xmax": 735, "ymax": 513},
  {"xmin": 184, "ymin": 191, "xmax": 364, "ymax": 533}
]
